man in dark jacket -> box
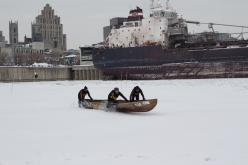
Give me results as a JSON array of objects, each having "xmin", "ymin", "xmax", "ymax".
[
  {"xmin": 78, "ymin": 86, "xmax": 93, "ymax": 102},
  {"xmin": 130, "ymin": 86, "xmax": 145, "ymax": 101},
  {"xmin": 108, "ymin": 87, "xmax": 128, "ymax": 102}
]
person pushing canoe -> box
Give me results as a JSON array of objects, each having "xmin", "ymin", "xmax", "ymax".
[
  {"xmin": 108, "ymin": 87, "xmax": 128, "ymax": 102},
  {"xmin": 78, "ymin": 86, "xmax": 157, "ymax": 112},
  {"xmin": 78, "ymin": 86, "xmax": 93, "ymax": 102},
  {"xmin": 130, "ymin": 86, "xmax": 146, "ymax": 101}
]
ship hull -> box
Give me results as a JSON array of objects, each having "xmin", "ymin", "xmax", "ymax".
[{"xmin": 92, "ymin": 46, "xmax": 248, "ymax": 80}]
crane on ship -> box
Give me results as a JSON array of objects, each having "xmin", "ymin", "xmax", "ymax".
[{"xmin": 186, "ymin": 21, "xmax": 248, "ymax": 40}]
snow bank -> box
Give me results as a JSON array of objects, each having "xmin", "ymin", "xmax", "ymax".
[{"xmin": 0, "ymin": 79, "xmax": 248, "ymax": 165}]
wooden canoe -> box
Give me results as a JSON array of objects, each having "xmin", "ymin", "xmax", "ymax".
[{"xmin": 80, "ymin": 99, "xmax": 157, "ymax": 113}]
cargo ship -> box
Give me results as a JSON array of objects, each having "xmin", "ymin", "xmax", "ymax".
[{"xmin": 92, "ymin": 0, "xmax": 248, "ymax": 80}]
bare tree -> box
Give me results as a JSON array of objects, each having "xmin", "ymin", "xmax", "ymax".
[
  {"xmin": 0, "ymin": 52, "xmax": 8, "ymax": 66},
  {"xmin": 14, "ymin": 51, "xmax": 65, "ymax": 66}
]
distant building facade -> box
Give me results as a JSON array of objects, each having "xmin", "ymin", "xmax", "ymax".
[
  {"xmin": 1, "ymin": 4, "xmax": 69, "ymax": 66},
  {"xmin": 0, "ymin": 31, "xmax": 6, "ymax": 43},
  {"xmin": 0, "ymin": 31, "xmax": 7, "ymax": 47},
  {"xmin": 32, "ymin": 4, "xmax": 67, "ymax": 51},
  {"xmin": 9, "ymin": 21, "xmax": 19, "ymax": 45},
  {"xmin": 79, "ymin": 46, "xmax": 94, "ymax": 66}
]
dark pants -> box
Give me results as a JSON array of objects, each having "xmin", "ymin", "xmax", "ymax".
[
  {"xmin": 78, "ymin": 99, "xmax": 85, "ymax": 107},
  {"xmin": 131, "ymin": 95, "xmax": 139, "ymax": 101}
]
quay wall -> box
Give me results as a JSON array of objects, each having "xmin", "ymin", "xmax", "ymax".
[
  {"xmin": 0, "ymin": 67, "xmax": 72, "ymax": 82},
  {"xmin": 1, "ymin": 62, "xmax": 248, "ymax": 82}
]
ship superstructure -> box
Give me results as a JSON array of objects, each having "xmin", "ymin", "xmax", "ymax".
[{"xmin": 107, "ymin": 0, "xmax": 187, "ymax": 48}]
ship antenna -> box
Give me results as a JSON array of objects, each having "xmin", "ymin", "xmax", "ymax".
[
  {"xmin": 166, "ymin": 0, "xmax": 170, "ymax": 10},
  {"xmin": 150, "ymin": 0, "xmax": 163, "ymax": 10},
  {"xmin": 150, "ymin": 0, "xmax": 154, "ymax": 9}
]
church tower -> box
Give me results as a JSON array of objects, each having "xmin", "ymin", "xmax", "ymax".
[{"xmin": 9, "ymin": 20, "xmax": 19, "ymax": 45}]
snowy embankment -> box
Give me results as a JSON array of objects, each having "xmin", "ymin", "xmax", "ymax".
[{"xmin": 0, "ymin": 79, "xmax": 247, "ymax": 165}]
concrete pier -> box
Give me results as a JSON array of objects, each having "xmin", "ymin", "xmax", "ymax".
[{"xmin": 72, "ymin": 65, "xmax": 102, "ymax": 80}]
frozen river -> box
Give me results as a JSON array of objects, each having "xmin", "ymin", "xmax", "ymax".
[{"xmin": 0, "ymin": 79, "xmax": 248, "ymax": 165}]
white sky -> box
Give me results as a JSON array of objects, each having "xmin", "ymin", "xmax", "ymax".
[{"xmin": 0, "ymin": 0, "xmax": 248, "ymax": 49}]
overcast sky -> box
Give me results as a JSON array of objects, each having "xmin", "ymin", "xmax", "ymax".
[{"xmin": 0, "ymin": 0, "xmax": 248, "ymax": 49}]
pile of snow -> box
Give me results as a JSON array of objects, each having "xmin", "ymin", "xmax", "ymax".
[
  {"xmin": 64, "ymin": 54, "xmax": 78, "ymax": 58},
  {"xmin": 31, "ymin": 62, "xmax": 53, "ymax": 68},
  {"xmin": 0, "ymin": 79, "xmax": 248, "ymax": 165}
]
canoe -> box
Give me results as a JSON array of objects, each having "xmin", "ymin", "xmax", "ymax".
[{"xmin": 79, "ymin": 99, "xmax": 157, "ymax": 113}]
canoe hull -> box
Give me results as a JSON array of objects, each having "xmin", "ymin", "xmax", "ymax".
[{"xmin": 116, "ymin": 99, "xmax": 157, "ymax": 112}]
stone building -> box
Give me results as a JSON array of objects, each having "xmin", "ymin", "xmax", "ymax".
[
  {"xmin": 32, "ymin": 4, "xmax": 67, "ymax": 51},
  {"xmin": 9, "ymin": 21, "xmax": 19, "ymax": 45}
]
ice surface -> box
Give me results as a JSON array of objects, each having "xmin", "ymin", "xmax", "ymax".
[{"xmin": 0, "ymin": 79, "xmax": 248, "ymax": 165}]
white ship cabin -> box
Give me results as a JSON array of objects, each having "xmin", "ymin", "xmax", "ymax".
[{"xmin": 107, "ymin": 0, "xmax": 179, "ymax": 48}]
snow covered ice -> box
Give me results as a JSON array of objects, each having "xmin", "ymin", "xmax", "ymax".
[{"xmin": 0, "ymin": 79, "xmax": 248, "ymax": 165}]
